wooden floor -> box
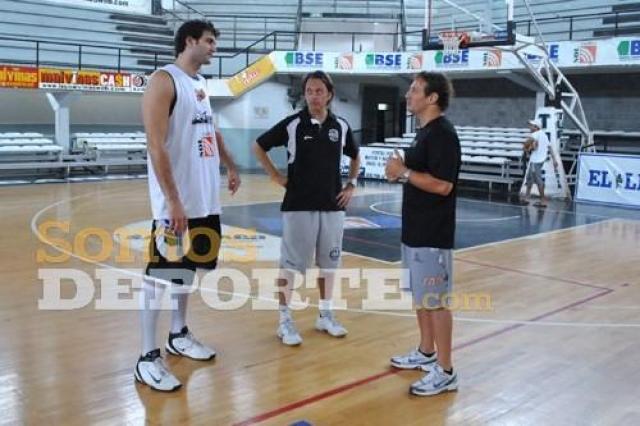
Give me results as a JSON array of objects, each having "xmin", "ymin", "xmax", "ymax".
[{"xmin": 1, "ymin": 175, "xmax": 639, "ymax": 425}]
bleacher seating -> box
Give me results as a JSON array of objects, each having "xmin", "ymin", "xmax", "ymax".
[
  {"xmin": 0, "ymin": 133, "xmax": 62, "ymax": 163},
  {"xmin": 381, "ymin": 125, "xmax": 529, "ymax": 190},
  {"xmin": 72, "ymin": 132, "xmax": 147, "ymax": 160},
  {"xmin": 0, "ymin": 0, "xmax": 174, "ymax": 73},
  {"xmin": 0, "ymin": 131, "xmax": 148, "ymax": 181}
]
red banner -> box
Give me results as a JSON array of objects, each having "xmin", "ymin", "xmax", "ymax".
[
  {"xmin": 38, "ymin": 68, "xmax": 148, "ymax": 92},
  {"xmin": 0, "ymin": 65, "xmax": 39, "ymax": 89}
]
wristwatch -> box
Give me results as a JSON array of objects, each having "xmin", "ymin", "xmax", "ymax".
[
  {"xmin": 346, "ymin": 178, "xmax": 357, "ymax": 187},
  {"xmin": 400, "ymin": 168, "xmax": 411, "ymax": 181}
]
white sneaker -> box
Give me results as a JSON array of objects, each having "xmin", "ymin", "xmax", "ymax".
[
  {"xmin": 277, "ymin": 318, "xmax": 303, "ymax": 346},
  {"xmin": 410, "ymin": 364, "xmax": 458, "ymax": 396},
  {"xmin": 315, "ymin": 312, "xmax": 348, "ymax": 337},
  {"xmin": 390, "ymin": 348, "xmax": 437, "ymax": 370},
  {"xmin": 134, "ymin": 349, "xmax": 182, "ymax": 392},
  {"xmin": 166, "ymin": 326, "xmax": 216, "ymax": 361}
]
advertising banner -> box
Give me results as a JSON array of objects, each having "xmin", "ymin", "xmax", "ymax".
[
  {"xmin": 576, "ymin": 153, "xmax": 640, "ymax": 207},
  {"xmin": 39, "ymin": 68, "xmax": 147, "ymax": 92},
  {"xmin": 227, "ymin": 55, "xmax": 276, "ymax": 96},
  {"xmin": 0, "ymin": 65, "xmax": 38, "ymax": 89}
]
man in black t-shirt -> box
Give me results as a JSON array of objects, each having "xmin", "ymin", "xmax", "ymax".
[
  {"xmin": 385, "ymin": 72, "xmax": 461, "ymax": 397},
  {"xmin": 253, "ymin": 71, "xmax": 361, "ymax": 346}
]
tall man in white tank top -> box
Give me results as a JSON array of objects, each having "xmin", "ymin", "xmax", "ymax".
[{"xmin": 135, "ymin": 20, "xmax": 240, "ymax": 392}]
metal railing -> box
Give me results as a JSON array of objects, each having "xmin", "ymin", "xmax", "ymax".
[
  {"xmin": 399, "ymin": 0, "xmax": 407, "ymax": 50},
  {"xmin": 208, "ymin": 29, "xmax": 405, "ymax": 78},
  {"xmin": 514, "ymin": 9, "xmax": 640, "ymax": 41},
  {"xmin": 302, "ymin": 0, "xmax": 403, "ymax": 17},
  {"xmin": 0, "ymin": 35, "xmax": 166, "ymax": 73},
  {"xmin": 3, "ymin": 8, "xmax": 640, "ymax": 77},
  {"xmin": 164, "ymin": 0, "xmax": 207, "ymax": 23}
]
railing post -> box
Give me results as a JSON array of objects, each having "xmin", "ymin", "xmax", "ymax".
[
  {"xmin": 569, "ymin": 17, "xmax": 573, "ymax": 40},
  {"xmin": 36, "ymin": 41, "xmax": 40, "ymax": 67},
  {"xmin": 313, "ymin": 33, "xmax": 316, "ymax": 50},
  {"xmin": 117, "ymin": 48, "xmax": 122, "ymax": 72},
  {"xmin": 527, "ymin": 20, "xmax": 531, "ymax": 36},
  {"xmin": 78, "ymin": 45, "xmax": 82, "ymax": 69},
  {"xmin": 352, "ymin": 33, "xmax": 355, "ymax": 51},
  {"xmin": 154, "ymin": 52, "xmax": 158, "ymax": 70},
  {"xmin": 274, "ymin": 32, "xmax": 278, "ymax": 50},
  {"xmin": 233, "ymin": 16, "xmax": 237, "ymax": 50},
  {"xmin": 615, "ymin": 12, "xmax": 619, "ymax": 36},
  {"xmin": 219, "ymin": 57, "xmax": 222, "ymax": 78},
  {"xmin": 246, "ymin": 50, "xmax": 249, "ymax": 68}
]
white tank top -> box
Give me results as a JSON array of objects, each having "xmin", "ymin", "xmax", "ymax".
[{"xmin": 147, "ymin": 64, "xmax": 221, "ymax": 219}]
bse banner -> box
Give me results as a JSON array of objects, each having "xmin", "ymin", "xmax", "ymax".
[
  {"xmin": 46, "ymin": 0, "xmax": 151, "ymax": 14},
  {"xmin": 576, "ymin": 153, "xmax": 640, "ymax": 207}
]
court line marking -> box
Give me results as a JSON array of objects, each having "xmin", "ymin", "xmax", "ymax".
[
  {"xmin": 30, "ymin": 190, "xmax": 638, "ymax": 424},
  {"xmin": 232, "ymin": 288, "xmax": 614, "ymax": 426},
  {"xmin": 370, "ymin": 200, "xmax": 522, "ymax": 223},
  {"xmin": 454, "ymin": 257, "xmax": 611, "ymax": 291},
  {"xmin": 31, "ymin": 192, "xmax": 639, "ymax": 329},
  {"xmin": 457, "ymin": 196, "xmax": 617, "ymax": 220},
  {"xmin": 454, "ymin": 218, "xmax": 616, "ymax": 254}
]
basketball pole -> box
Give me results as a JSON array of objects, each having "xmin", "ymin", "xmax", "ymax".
[{"xmin": 424, "ymin": 0, "xmax": 433, "ymax": 50}]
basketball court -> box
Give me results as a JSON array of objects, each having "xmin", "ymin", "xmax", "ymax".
[
  {"xmin": 0, "ymin": 174, "xmax": 637, "ymax": 424},
  {"xmin": 2, "ymin": 0, "xmax": 640, "ymax": 424}
]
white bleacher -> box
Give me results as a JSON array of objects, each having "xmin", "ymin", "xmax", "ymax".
[
  {"xmin": 0, "ymin": 133, "xmax": 62, "ymax": 163},
  {"xmin": 386, "ymin": 126, "xmax": 530, "ymax": 191},
  {"xmin": 72, "ymin": 132, "xmax": 147, "ymax": 161}
]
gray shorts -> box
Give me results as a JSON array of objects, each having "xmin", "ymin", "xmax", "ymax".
[
  {"xmin": 525, "ymin": 161, "xmax": 544, "ymax": 187},
  {"xmin": 401, "ymin": 244, "xmax": 453, "ymax": 310},
  {"xmin": 280, "ymin": 211, "xmax": 345, "ymax": 272}
]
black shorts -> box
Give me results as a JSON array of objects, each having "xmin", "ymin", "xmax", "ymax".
[{"xmin": 145, "ymin": 214, "xmax": 221, "ymax": 285}]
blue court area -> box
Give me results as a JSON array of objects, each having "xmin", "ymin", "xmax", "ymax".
[{"xmin": 222, "ymin": 183, "xmax": 639, "ymax": 263}]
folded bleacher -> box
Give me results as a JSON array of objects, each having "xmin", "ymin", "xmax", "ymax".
[
  {"xmin": 0, "ymin": 132, "xmax": 62, "ymax": 164},
  {"xmin": 377, "ymin": 125, "xmax": 530, "ymax": 191},
  {"xmin": 0, "ymin": 131, "xmax": 147, "ymax": 181},
  {"xmin": 72, "ymin": 131, "xmax": 147, "ymax": 160}
]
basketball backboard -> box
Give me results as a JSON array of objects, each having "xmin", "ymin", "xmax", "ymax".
[{"xmin": 421, "ymin": 0, "xmax": 516, "ymax": 50}]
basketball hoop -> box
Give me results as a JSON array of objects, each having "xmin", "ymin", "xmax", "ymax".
[{"xmin": 438, "ymin": 31, "xmax": 469, "ymax": 55}]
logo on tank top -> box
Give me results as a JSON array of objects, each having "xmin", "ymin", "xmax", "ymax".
[
  {"xmin": 328, "ymin": 128, "xmax": 340, "ymax": 143},
  {"xmin": 196, "ymin": 88, "xmax": 206, "ymax": 101},
  {"xmin": 198, "ymin": 134, "xmax": 216, "ymax": 158},
  {"xmin": 192, "ymin": 111, "xmax": 212, "ymax": 125}
]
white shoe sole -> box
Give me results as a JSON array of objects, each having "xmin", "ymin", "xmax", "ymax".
[
  {"xmin": 315, "ymin": 325, "xmax": 348, "ymax": 338},
  {"xmin": 277, "ymin": 331, "xmax": 302, "ymax": 346},
  {"xmin": 410, "ymin": 382, "xmax": 458, "ymax": 396},
  {"xmin": 134, "ymin": 366, "xmax": 182, "ymax": 392},
  {"xmin": 165, "ymin": 342, "xmax": 216, "ymax": 361},
  {"xmin": 390, "ymin": 360, "xmax": 435, "ymax": 370}
]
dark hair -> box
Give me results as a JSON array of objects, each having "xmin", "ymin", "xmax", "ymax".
[
  {"xmin": 415, "ymin": 72, "xmax": 454, "ymax": 111},
  {"xmin": 302, "ymin": 70, "xmax": 335, "ymax": 104},
  {"xmin": 174, "ymin": 20, "xmax": 220, "ymax": 57}
]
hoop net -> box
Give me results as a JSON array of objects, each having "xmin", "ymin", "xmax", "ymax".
[{"xmin": 438, "ymin": 31, "xmax": 465, "ymax": 55}]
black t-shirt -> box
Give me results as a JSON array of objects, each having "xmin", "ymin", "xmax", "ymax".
[
  {"xmin": 256, "ymin": 108, "xmax": 359, "ymax": 211},
  {"xmin": 402, "ymin": 116, "xmax": 461, "ymax": 248}
]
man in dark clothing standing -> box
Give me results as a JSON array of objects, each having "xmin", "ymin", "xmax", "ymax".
[
  {"xmin": 254, "ymin": 71, "xmax": 361, "ymax": 346},
  {"xmin": 385, "ymin": 72, "xmax": 461, "ymax": 396}
]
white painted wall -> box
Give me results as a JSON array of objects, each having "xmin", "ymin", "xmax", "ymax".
[{"xmin": 0, "ymin": 89, "xmax": 143, "ymax": 125}]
